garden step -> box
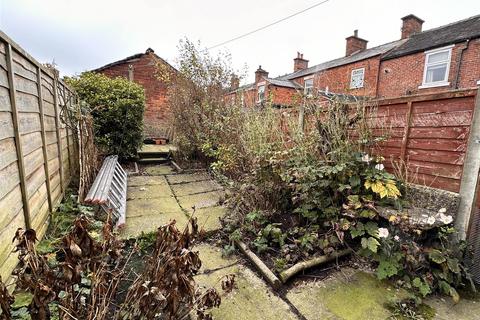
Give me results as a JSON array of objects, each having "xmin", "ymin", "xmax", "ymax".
[
  {"xmin": 137, "ymin": 157, "xmax": 170, "ymax": 164},
  {"xmin": 137, "ymin": 151, "xmax": 170, "ymax": 159}
]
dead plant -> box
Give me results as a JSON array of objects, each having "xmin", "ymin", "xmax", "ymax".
[
  {"xmin": 3, "ymin": 215, "xmax": 224, "ymax": 320},
  {"xmin": 119, "ymin": 218, "xmax": 221, "ymax": 320}
]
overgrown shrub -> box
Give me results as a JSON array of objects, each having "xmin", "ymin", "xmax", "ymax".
[
  {"xmin": 66, "ymin": 72, "xmax": 145, "ymax": 159},
  {"xmin": 159, "ymin": 39, "xmax": 244, "ymax": 166},
  {"xmin": 166, "ymin": 41, "xmax": 475, "ymax": 304}
]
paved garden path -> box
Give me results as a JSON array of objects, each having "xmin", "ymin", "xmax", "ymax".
[{"xmin": 120, "ymin": 164, "xmax": 480, "ymax": 320}]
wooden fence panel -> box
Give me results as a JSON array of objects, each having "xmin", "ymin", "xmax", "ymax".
[
  {"xmin": 0, "ymin": 32, "xmax": 78, "ymax": 283},
  {"xmin": 371, "ymin": 91, "xmax": 477, "ymax": 193}
]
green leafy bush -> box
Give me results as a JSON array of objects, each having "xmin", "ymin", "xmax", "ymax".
[
  {"xmin": 66, "ymin": 72, "xmax": 145, "ymax": 159},
  {"xmin": 166, "ymin": 41, "xmax": 475, "ymax": 304}
]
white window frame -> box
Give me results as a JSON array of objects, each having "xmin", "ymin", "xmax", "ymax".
[
  {"xmin": 350, "ymin": 67, "xmax": 365, "ymax": 89},
  {"xmin": 304, "ymin": 76, "xmax": 314, "ymax": 96},
  {"xmin": 419, "ymin": 45, "xmax": 453, "ymax": 89},
  {"xmin": 257, "ymin": 83, "xmax": 266, "ymax": 103}
]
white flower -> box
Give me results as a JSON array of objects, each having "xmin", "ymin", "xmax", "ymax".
[
  {"xmin": 426, "ymin": 216, "xmax": 436, "ymax": 225},
  {"xmin": 375, "ymin": 163, "xmax": 385, "ymax": 171},
  {"xmin": 361, "ymin": 154, "xmax": 373, "ymax": 163},
  {"xmin": 439, "ymin": 213, "xmax": 453, "ymax": 225},
  {"xmin": 438, "ymin": 208, "xmax": 447, "ymax": 213},
  {"xmin": 378, "ymin": 228, "xmax": 389, "ymax": 238},
  {"xmin": 394, "ymin": 235, "xmax": 400, "ymax": 242}
]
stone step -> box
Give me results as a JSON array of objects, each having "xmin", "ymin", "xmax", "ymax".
[
  {"xmin": 137, "ymin": 151, "xmax": 170, "ymax": 159},
  {"xmin": 137, "ymin": 157, "xmax": 170, "ymax": 164}
]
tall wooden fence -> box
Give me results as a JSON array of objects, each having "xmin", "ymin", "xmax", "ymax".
[
  {"xmin": 0, "ymin": 31, "xmax": 77, "ymax": 282},
  {"xmin": 370, "ymin": 89, "xmax": 478, "ymax": 193}
]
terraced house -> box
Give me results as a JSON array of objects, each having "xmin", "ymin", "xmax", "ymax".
[{"xmin": 227, "ymin": 14, "xmax": 480, "ymax": 106}]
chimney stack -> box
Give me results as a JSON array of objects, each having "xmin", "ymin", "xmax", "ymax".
[
  {"xmin": 345, "ymin": 30, "xmax": 368, "ymax": 56},
  {"xmin": 294, "ymin": 52, "xmax": 309, "ymax": 72},
  {"xmin": 230, "ymin": 75, "xmax": 240, "ymax": 90},
  {"xmin": 255, "ymin": 65, "xmax": 269, "ymax": 83},
  {"xmin": 401, "ymin": 14, "xmax": 424, "ymax": 39}
]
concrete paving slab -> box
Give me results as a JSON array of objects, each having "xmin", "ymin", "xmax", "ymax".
[
  {"xmin": 195, "ymin": 244, "xmax": 298, "ymax": 320},
  {"xmin": 138, "ymin": 144, "xmax": 177, "ymax": 153},
  {"xmin": 189, "ymin": 206, "xmax": 226, "ymax": 232},
  {"xmin": 171, "ymin": 180, "xmax": 223, "ymax": 197},
  {"xmin": 125, "ymin": 197, "xmax": 182, "ymax": 217},
  {"xmin": 144, "ymin": 165, "xmax": 175, "ymax": 175},
  {"xmin": 177, "ymin": 190, "xmax": 224, "ymax": 210},
  {"xmin": 127, "ymin": 184, "xmax": 173, "ymax": 199},
  {"xmin": 166, "ymin": 172, "xmax": 211, "ymax": 185},
  {"xmin": 128, "ymin": 175, "xmax": 169, "ymax": 187},
  {"xmin": 285, "ymin": 269, "xmax": 405, "ymax": 320},
  {"xmin": 119, "ymin": 211, "xmax": 189, "ymax": 239},
  {"xmin": 426, "ymin": 294, "xmax": 480, "ymax": 320}
]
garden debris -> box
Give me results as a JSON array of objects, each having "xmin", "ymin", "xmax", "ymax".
[
  {"xmin": 279, "ymin": 249, "xmax": 353, "ymax": 283},
  {"xmin": 235, "ymin": 240, "xmax": 281, "ymax": 289}
]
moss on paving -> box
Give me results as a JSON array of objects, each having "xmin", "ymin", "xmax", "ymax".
[
  {"xmin": 171, "ymin": 180, "xmax": 222, "ymax": 197},
  {"xmin": 128, "ymin": 175, "xmax": 169, "ymax": 187},
  {"xmin": 190, "ymin": 206, "xmax": 226, "ymax": 232},
  {"xmin": 144, "ymin": 165, "xmax": 175, "ymax": 175},
  {"xmin": 286, "ymin": 269, "xmax": 407, "ymax": 320},
  {"xmin": 166, "ymin": 172, "xmax": 211, "ymax": 185},
  {"xmin": 177, "ymin": 190, "xmax": 224, "ymax": 210},
  {"xmin": 119, "ymin": 211, "xmax": 189, "ymax": 239},
  {"xmin": 127, "ymin": 184, "xmax": 173, "ymax": 199},
  {"xmin": 125, "ymin": 197, "xmax": 182, "ymax": 217},
  {"xmin": 194, "ymin": 244, "xmax": 298, "ymax": 320}
]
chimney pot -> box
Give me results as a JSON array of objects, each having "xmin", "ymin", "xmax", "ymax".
[
  {"xmin": 401, "ymin": 14, "xmax": 424, "ymax": 39},
  {"xmin": 293, "ymin": 52, "xmax": 309, "ymax": 72}
]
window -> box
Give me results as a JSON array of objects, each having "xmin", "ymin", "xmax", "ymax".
[
  {"xmin": 257, "ymin": 85, "xmax": 265, "ymax": 103},
  {"xmin": 350, "ymin": 68, "xmax": 365, "ymax": 89},
  {"xmin": 304, "ymin": 78, "xmax": 314, "ymax": 96},
  {"xmin": 421, "ymin": 45, "xmax": 452, "ymax": 88}
]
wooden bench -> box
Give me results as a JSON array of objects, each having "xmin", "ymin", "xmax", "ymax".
[{"xmin": 84, "ymin": 155, "xmax": 128, "ymax": 227}]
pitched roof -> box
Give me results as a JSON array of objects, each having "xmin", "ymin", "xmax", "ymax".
[
  {"xmin": 278, "ymin": 39, "xmax": 405, "ymax": 80},
  {"xmin": 383, "ymin": 14, "xmax": 480, "ymax": 60},
  {"xmin": 266, "ymin": 78, "xmax": 302, "ymax": 89},
  {"xmin": 92, "ymin": 48, "xmax": 177, "ymax": 72}
]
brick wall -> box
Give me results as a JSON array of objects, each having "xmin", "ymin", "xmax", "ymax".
[
  {"xmin": 268, "ymin": 85, "xmax": 302, "ymax": 106},
  {"xmin": 377, "ymin": 39, "xmax": 480, "ymax": 98},
  {"xmin": 292, "ymin": 57, "xmax": 381, "ymax": 97},
  {"xmin": 98, "ymin": 53, "xmax": 174, "ymax": 138}
]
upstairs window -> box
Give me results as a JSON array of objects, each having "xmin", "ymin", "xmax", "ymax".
[
  {"xmin": 304, "ymin": 78, "xmax": 314, "ymax": 96},
  {"xmin": 257, "ymin": 85, "xmax": 265, "ymax": 103},
  {"xmin": 350, "ymin": 68, "xmax": 365, "ymax": 89},
  {"xmin": 421, "ymin": 45, "xmax": 452, "ymax": 87}
]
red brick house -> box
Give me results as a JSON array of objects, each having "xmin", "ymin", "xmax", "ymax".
[
  {"xmin": 228, "ymin": 14, "xmax": 480, "ymax": 106},
  {"xmin": 93, "ymin": 48, "xmax": 177, "ymax": 139}
]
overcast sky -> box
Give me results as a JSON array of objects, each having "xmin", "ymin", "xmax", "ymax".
[{"xmin": 1, "ymin": 0, "xmax": 479, "ymax": 84}]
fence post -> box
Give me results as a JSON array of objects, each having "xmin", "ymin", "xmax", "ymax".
[
  {"xmin": 36, "ymin": 68, "xmax": 53, "ymax": 213},
  {"xmin": 400, "ymin": 101, "xmax": 413, "ymax": 161},
  {"xmin": 5, "ymin": 43, "xmax": 31, "ymax": 229},
  {"xmin": 298, "ymin": 98, "xmax": 305, "ymax": 132},
  {"xmin": 53, "ymin": 77, "xmax": 65, "ymax": 194},
  {"xmin": 455, "ymin": 88, "xmax": 480, "ymax": 241}
]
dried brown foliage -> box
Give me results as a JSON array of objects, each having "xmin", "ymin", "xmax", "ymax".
[
  {"xmin": 3, "ymin": 216, "xmax": 223, "ymax": 320},
  {"xmin": 0, "ymin": 276, "xmax": 14, "ymax": 319},
  {"xmin": 119, "ymin": 218, "xmax": 221, "ymax": 320}
]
